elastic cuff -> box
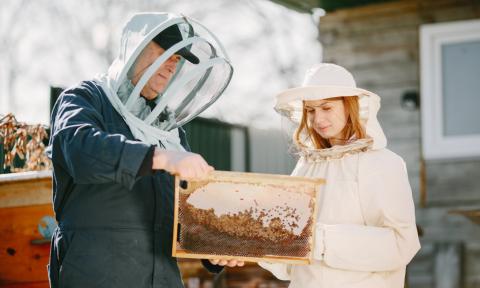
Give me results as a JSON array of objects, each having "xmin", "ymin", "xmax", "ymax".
[
  {"xmin": 136, "ymin": 145, "xmax": 155, "ymax": 177},
  {"xmin": 116, "ymin": 140, "xmax": 151, "ymax": 190}
]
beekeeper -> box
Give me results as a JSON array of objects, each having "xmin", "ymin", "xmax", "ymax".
[
  {"xmin": 47, "ymin": 12, "xmax": 241, "ymax": 288},
  {"xmin": 259, "ymin": 63, "xmax": 420, "ymax": 288}
]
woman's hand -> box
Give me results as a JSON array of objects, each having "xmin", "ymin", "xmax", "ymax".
[{"xmin": 209, "ymin": 259, "xmax": 245, "ymax": 267}]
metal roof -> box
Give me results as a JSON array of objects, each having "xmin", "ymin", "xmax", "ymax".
[{"xmin": 271, "ymin": 0, "xmax": 394, "ymax": 13}]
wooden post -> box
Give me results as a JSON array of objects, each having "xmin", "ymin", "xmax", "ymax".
[{"xmin": 434, "ymin": 242, "xmax": 463, "ymax": 288}]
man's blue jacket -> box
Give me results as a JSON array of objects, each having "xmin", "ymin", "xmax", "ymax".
[{"xmin": 47, "ymin": 80, "xmax": 220, "ymax": 288}]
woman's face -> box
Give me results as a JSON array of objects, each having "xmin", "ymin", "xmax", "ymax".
[{"xmin": 304, "ymin": 98, "xmax": 347, "ymax": 141}]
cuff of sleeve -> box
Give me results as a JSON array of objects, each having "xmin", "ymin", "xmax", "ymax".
[
  {"xmin": 136, "ymin": 145, "xmax": 155, "ymax": 177},
  {"xmin": 201, "ymin": 259, "xmax": 224, "ymax": 274},
  {"xmin": 258, "ymin": 262, "xmax": 291, "ymax": 281},
  {"xmin": 116, "ymin": 140, "xmax": 152, "ymax": 190}
]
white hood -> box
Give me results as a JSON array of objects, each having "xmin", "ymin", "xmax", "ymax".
[
  {"xmin": 95, "ymin": 12, "xmax": 233, "ymax": 150},
  {"xmin": 275, "ymin": 63, "xmax": 387, "ymax": 155},
  {"xmin": 108, "ymin": 13, "xmax": 182, "ymax": 92}
]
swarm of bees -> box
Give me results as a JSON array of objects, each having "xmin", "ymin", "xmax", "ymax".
[{"xmin": 0, "ymin": 113, "xmax": 51, "ymax": 173}]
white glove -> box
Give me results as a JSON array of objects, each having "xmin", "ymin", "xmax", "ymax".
[{"xmin": 152, "ymin": 148, "xmax": 214, "ymax": 179}]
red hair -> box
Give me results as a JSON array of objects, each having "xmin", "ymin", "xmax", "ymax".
[{"xmin": 294, "ymin": 96, "xmax": 366, "ymax": 149}]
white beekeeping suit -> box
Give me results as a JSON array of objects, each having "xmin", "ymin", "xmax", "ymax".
[{"xmin": 260, "ymin": 63, "xmax": 420, "ymax": 288}]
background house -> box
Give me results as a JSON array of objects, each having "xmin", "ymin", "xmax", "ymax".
[{"xmin": 272, "ymin": 0, "xmax": 480, "ymax": 287}]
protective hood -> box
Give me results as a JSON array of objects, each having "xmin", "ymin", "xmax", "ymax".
[
  {"xmin": 96, "ymin": 12, "xmax": 233, "ymax": 150},
  {"xmin": 275, "ymin": 63, "xmax": 387, "ymax": 158}
]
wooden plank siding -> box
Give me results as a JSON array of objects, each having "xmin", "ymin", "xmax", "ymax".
[{"xmin": 317, "ymin": 0, "xmax": 480, "ymax": 287}]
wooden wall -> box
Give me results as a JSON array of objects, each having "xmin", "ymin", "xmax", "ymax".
[{"xmin": 318, "ymin": 1, "xmax": 480, "ymax": 287}]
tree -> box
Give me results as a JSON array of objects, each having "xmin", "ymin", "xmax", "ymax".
[{"xmin": 0, "ymin": 0, "xmax": 321, "ymax": 128}]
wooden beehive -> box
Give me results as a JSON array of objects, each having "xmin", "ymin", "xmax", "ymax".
[
  {"xmin": 0, "ymin": 171, "xmax": 54, "ymax": 288},
  {"xmin": 173, "ymin": 171, "xmax": 324, "ymax": 265}
]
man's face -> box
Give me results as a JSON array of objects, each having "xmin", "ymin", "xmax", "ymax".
[{"xmin": 131, "ymin": 41, "xmax": 181, "ymax": 100}]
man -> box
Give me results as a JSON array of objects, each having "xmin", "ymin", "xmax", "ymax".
[{"xmin": 47, "ymin": 12, "xmax": 241, "ymax": 288}]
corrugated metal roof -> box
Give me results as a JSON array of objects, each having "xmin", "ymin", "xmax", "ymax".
[{"xmin": 271, "ymin": 0, "xmax": 395, "ymax": 13}]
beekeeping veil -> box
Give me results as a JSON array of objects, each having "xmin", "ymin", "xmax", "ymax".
[
  {"xmin": 275, "ymin": 63, "xmax": 387, "ymax": 159},
  {"xmin": 95, "ymin": 12, "xmax": 233, "ymax": 150}
]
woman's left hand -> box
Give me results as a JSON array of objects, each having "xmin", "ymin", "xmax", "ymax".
[{"xmin": 209, "ymin": 259, "xmax": 245, "ymax": 267}]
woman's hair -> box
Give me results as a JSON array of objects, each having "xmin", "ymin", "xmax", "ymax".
[{"xmin": 294, "ymin": 96, "xmax": 366, "ymax": 149}]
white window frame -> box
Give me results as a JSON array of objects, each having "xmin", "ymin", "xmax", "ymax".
[{"xmin": 420, "ymin": 19, "xmax": 480, "ymax": 160}]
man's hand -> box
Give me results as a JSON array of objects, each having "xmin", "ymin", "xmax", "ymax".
[
  {"xmin": 152, "ymin": 148, "xmax": 213, "ymax": 179},
  {"xmin": 209, "ymin": 259, "xmax": 245, "ymax": 267}
]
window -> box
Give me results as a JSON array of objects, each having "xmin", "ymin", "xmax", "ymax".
[{"xmin": 420, "ymin": 19, "xmax": 480, "ymax": 160}]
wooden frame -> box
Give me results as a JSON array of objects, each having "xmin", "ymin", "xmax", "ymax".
[{"xmin": 172, "ymin": 171, "xmax": 324, "ymax": 264}]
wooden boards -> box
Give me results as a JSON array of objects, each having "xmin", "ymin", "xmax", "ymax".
[{"xmin": 0, "ymin": 171, "xmax": 53, "ymax": 287}]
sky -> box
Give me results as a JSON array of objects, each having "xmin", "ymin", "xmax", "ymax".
[{"xmin": 0, "ymin": 0, "xmax": 322, "ymax": 129}]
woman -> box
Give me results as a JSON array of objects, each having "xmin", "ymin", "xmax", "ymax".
[{"xmin": 259, "ymin": 63, "xmax": 420, "ymax": 288}]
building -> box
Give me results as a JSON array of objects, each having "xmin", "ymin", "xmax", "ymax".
[{"xmin": 272, "ymin": 0, "xmax": 480, "ymax": 287}]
